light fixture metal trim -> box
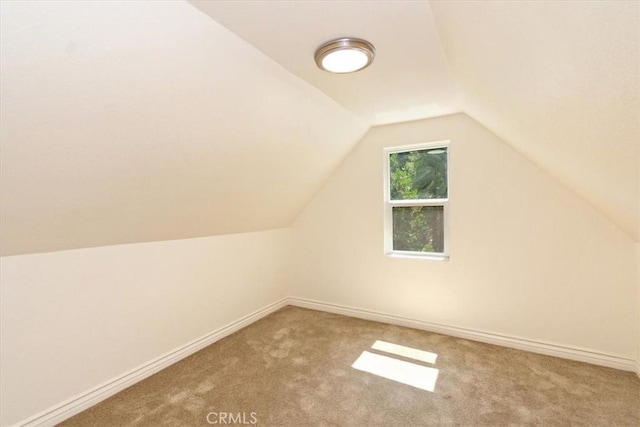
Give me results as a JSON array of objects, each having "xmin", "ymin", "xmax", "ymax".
[{"xmin": 314, "ymin": 37, "xmax": 375, "ymax": 74}]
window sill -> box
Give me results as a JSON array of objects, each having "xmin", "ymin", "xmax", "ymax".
[{"xmin": 386, "ymin": 252, "xmax": 449, "ymax": 261}]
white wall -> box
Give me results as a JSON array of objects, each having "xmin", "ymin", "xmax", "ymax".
[
  {"xmin": 292, "ymin": 113, "xmax": 637, "ymax": 359},
  {"xmin": 0, "ymin": 229, "xmax": 290, "ymax": 426}
]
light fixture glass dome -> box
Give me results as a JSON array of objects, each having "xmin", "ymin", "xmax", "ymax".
[{"xmin": 315, "ymin": 37, "xmax": 375, "ymax": 74}]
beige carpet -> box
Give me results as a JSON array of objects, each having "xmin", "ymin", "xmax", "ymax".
[{"xmin": 61, "ymin": 306, "xmax": 639, "ymax": 426}]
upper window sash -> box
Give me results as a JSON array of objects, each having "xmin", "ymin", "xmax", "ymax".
[{"xmin": 384, "ymin": 140, "xmax": 450, "ymax": 202}]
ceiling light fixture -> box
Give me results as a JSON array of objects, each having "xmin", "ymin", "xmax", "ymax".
[{"xmin": 314, "ymin": 37, "xmax": 375, "ymax": 74}]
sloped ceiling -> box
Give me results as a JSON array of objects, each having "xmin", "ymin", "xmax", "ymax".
[
  {"xmin": 0, "ymin": 1, "xmax": 367, "ymax": 255},
  {"xmin": 430, "ymin": 0, "xmax": 640, "ymax": 241},
  {"xmin": 1, "ymin": 1, "xmax": 638, "ymax": 256},
  {"xmin": 188, "ymin": 0, "xmax": 463, "ymax": 125}
]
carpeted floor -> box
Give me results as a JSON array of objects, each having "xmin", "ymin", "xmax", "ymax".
[{"xmin": 61, "ymin": 306, "xmax": 640, "ymax": 426}]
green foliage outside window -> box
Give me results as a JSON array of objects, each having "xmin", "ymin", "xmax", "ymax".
[{"xmin": 389, "ymin": 148, "xmax": 447, "ymax": 253}]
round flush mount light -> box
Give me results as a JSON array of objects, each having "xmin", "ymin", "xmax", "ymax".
[{"xmin": 314, "ymin": 37, "xmax": 375, "ymax": 74}]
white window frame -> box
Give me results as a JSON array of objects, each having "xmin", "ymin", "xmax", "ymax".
[{"xmin": 383, "ymin": 141, "xmax": 450, "ymax": 260}]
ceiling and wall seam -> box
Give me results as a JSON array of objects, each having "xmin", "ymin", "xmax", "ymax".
[{"xmin": 462, "ymin": 112, "xmax": 639, "ymax": 244}]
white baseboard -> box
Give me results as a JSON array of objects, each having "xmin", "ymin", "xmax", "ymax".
[
  {"xmin": 287, "ymin": 297, "xmax": 638, "ymax": 374},
  {"xmin": 12, "ymin": 298, "xmax": 288, "ymax": 427},
  {"xmin": 11, "ymin": 295, "xmax": 639, "ymax": 427}
]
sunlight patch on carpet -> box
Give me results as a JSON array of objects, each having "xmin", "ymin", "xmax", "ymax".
[{"xmin": 352, "ymin": 351, "xmax": 439, "ymax": 392}]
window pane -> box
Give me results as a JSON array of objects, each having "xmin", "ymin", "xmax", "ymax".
[
  {"xmin": 392, "ymin": 206, "xmax": 444, "ymax": 253},
  {"xmin": 389, "ymin": 148, "xmax": 447, "ymax": 200}
]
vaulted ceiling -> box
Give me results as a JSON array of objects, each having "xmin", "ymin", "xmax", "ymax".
[
  {"xmin": 1, "ymin": 1, "xmax": 638, "ymax": 256},
  {"xmin": 189, "ymin": 0, "xmax": 464, "ymax": 124},
  {"xmin": 430, "ymin": 0, "xmax": 640, "ymax": 242},
  {"xmin": 0, "ymin": 1, "xmax": 367, "ymax": 255}
]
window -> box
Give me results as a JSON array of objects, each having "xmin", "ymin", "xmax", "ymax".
[{"xmin": 384, "ymin": 141, "xmax": 449, "ymax": 259}]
